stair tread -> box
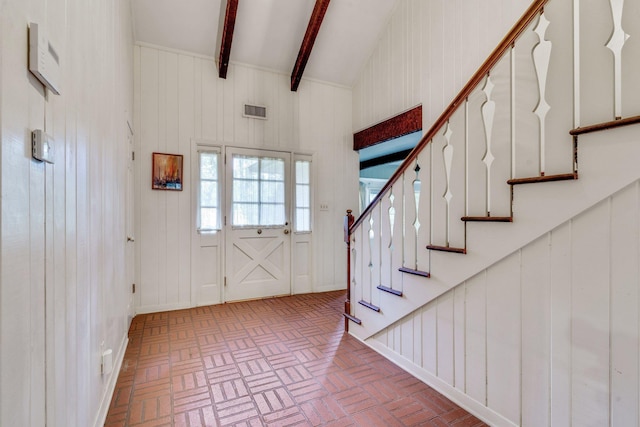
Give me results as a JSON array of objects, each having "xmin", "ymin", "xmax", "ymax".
[
  {"xmin": 358, "ymin": 300, "xmax": 381, "ymax": 312},
  {"xmin": 462, "ymin": 216, "xmax": 513, "ymax": 222},
  {"xmin": 508, "ymin": 173, "xmax": 578, "ymax": 185},
  {"xmin": 343, "ymin": 313, "xmax": 362, "ymax": 324},
  {"xmin": 377, "ymin": 285, "xmax": 403, "ymax": 296},
  {"xmin": 570, "ymin": 115, "xmax": 640, "ymax": 135},
  {"xmin": 399, "ymin": 267, "xmax": 430, "ymax": 278},
  {"xmin": 427, "ymin": 245, "xmax": 467, "ymax": 254}
]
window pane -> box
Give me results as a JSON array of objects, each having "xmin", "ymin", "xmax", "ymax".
[
  {"xmin": 260, "ymin": 203, "xmax": 285, "ymax": 226},
  {"xmin": 201, "ymin": 181, "xmax": 218, "ymax": 207},
  {"xmin": 198, "ymin": 151, "xmax": 219, "ymax": 230},
  {"xmin": 294, "ymin": 159, "xmax": 311, "ymax": 232},
  {"xmin": 233, "ymin": 156, "xmax": 259, "ymax": 179},
  {"xmin": 261, "ymin": 181, "xmax": 285, "ymax": 203},
  {"xmin": 368, "ymin": 190, "xmax": 379, "ymax": 205},
  {"xmin": 233, "ymin": 203, "xmax": 258, "ymax": 226},
  {"xmin": 200, "ymin": 153, "xmax": 218, "ymax": 180},
  {"xmin": 295, "ymin": 161, "xmax": 309, "ymax": 184},
  {"xmin": 201, "ymin": 208, "xmax": 218, "ymax": 230},
  {"xmin": 260, "ymin": 158, "xmax": 285, "ymax": 180},
  {"xmin": 296, "ymin": 184, "xmax": 309, "ymax": 208},
  {"xmin": 233, "ymin": 180, "xmax": 259, "ymax": 203},
  {"xmin": 231, "ymin": 152, "xmax": 288, "ymax": 227},
  {"xmin": 296, "ymin": 208, "xmax": 310, "ymax": 232}
]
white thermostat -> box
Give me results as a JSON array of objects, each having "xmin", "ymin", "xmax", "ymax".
[
  {"xmin": 28, "ymin": 22, "xmax": 61, "ymax": 95},
  {"xmin": 32, "ymin": 129, "xmax": 55, "ymax": 164}
]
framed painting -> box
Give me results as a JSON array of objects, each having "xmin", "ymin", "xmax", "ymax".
[{"xmin": 152, "ymin": 152, "xmax": 183, "ymax": 191}]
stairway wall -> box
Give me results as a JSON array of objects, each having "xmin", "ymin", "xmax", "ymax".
[
  {"xmin": 353, "ymin": 0, "xmax": 531, "ymax": 135},
  {"xmin": 349, "ymin": 0, "xmax": 640, "ymax": 425},
  {"xmin": 367, "ymin": 175, "xmax": 640, "ymax": 426}
]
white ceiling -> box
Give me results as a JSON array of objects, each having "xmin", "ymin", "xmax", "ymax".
[{"xmin": 131, "ymin": 0, "xmax": 399, "ymax": 87}]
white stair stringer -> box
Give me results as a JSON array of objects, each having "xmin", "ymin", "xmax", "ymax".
[{"xmin": 348, "ymin": 124, "xmax": 640, "ymax": 342}]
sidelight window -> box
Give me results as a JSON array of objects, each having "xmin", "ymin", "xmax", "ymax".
[
  {"xmin": 198, "ymin": 150, "xmax": 220, "ymax": 231},
  {"xmin": 294, "ymin": 159, "xmax": 311, "ymax": 232}
]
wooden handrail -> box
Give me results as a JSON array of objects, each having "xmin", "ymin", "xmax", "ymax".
[{"xmin": 350, "ymin": 0, "xmax": 549, "ymax": 233}]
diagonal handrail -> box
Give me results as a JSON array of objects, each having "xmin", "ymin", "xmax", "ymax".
[{"xmin": 350, "ymin": 0, "xmax": 549, "ymax": 233}]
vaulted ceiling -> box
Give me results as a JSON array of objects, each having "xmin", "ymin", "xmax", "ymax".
[{"xmin": 131, "ymin": 0, "xmax": 399, "ymax": 89}]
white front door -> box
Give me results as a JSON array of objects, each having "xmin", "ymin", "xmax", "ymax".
[{"xmin": 225, "ymin": 147, "xmax": 292, "ymax": 301}]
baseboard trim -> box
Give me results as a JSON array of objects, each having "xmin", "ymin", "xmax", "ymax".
[
  {"xmin": 93, "ymin": 334, "xmax": 129, "ymax": 427},
  {"xmin": 359, "ymin": 335, "xmax": 518, "ymax": 427},
  {"xmin": 136, "ymin": 302, "xmax": 192, "ymax": 314},
  {"xmin": 312, "ymin": 283, "xmax": 346, "ymax": 293}
]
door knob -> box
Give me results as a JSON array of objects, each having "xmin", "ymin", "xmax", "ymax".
[
  {"xmin": 284, "ymin": 229, "xmax": 290, "ymax": 235},
  {"xmin": 127, "ymin": 236, "xmax": 135, "ymax": 242},
  {"xmin": 257, "ymin": 229, "xmax": 262, "ymax": 235}
]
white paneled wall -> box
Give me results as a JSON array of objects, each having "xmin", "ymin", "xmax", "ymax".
[
  {"xmin": 353, "ymin": 0, "xmax": 532, "ymax": 132},
  {"xmin": 134, "ymin": 46, "xmax": 357, "ymax": 313},
  {"xmin": 0, "ymin": 0, "xmax": 133, "ymax": 426},
  {"xmin": 370, "ymin": 180, "xmax": 640, "ymax": 426}
]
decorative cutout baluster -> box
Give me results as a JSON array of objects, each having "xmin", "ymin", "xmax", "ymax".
[
  {"xmin": 430, "ymin": 141, "xmax": 434, "ymax": 245},
  {"xmin": 533, "ymin": 11, "xmax": 552, "ymax": 176},
  {"xmin": 401, "ymin": 173, "xmax": 406, "ymax": 268},
  {"xmin": 442, "ymin": 122, "xmax": 454, "ymax": 246},
  {"xmin": 481, "ymin": 75, "xmax": 496, "ymax": 215},
  {"xmin": 573, "ymin": 0, "xmax": 581, "ymax": 128},
  {"xmin": 351, "ymin": 244, "xmax": 357, "ymax": 312},
  {"xmin": 388, "ymin": 191, "xmax": 395, "ymax": 287},
  {"xmin": 377, "ymin": 204, "xmax": 383, "ymax": 302},
  {"xmin": 510, "ymin": 46, "xmax": 516, "ymax": 179},
  {"xmin": 368, "ymin": 215, "xmax": 374, "ymax": 303},
  {"xmin": 464, "ymin": 100, "xmax": 469, "ymax": 218},
  {"xmin": 412, "ymin": 164, "xmax": 421, "ymax": 269},
  {"xmin": 606, "ymin": 0, "xmax": 629, "ymax": 120}
]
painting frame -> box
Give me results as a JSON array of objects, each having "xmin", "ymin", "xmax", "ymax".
[{"xmin": 152, "ymin": 152, "xmax": 184, "ymax": 191}]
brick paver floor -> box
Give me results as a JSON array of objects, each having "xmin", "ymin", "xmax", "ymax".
[{"xmin": 105, "ymin": 291, "xmax": 486, "ymax": 427}]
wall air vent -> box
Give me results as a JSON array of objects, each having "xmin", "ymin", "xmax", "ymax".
[{"xmin": 243, "ymin": 104, "xmax": 267, "ymax": 120}]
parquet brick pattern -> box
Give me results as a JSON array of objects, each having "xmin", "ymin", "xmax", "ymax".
[{"xmin": 106, "ymin": 291, "xmax": 486, "ymax": 427}]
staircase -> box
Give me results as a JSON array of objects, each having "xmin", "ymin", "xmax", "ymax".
[
  {"xmin": 344, "ymin": 0, "xmax": 640, "ymax": 424},
  {"xmin": 344, "ymin": 0, "xmax": 640, "ymax": 339}
]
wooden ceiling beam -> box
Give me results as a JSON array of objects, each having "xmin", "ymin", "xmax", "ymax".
[
  {"xmin": 290, "ymin": 0, "xmax": 331, "ymax": 91},
  {"xmin": 353, "ymin": 106, "xmax": 423, "ymax": 151},
  {"xmin": 217, "ymin": 0, "xmax": 239, "ymax": 79}
]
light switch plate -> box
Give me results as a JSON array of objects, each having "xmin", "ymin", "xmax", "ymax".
[{"xmin": 32, "ymin": 129, "xmax": 55, "ymax": 163}]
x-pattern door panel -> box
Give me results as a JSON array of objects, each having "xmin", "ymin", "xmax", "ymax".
[{"xmin": 226, "ymin": 230, "xmax": 289, "ymax": 301}]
